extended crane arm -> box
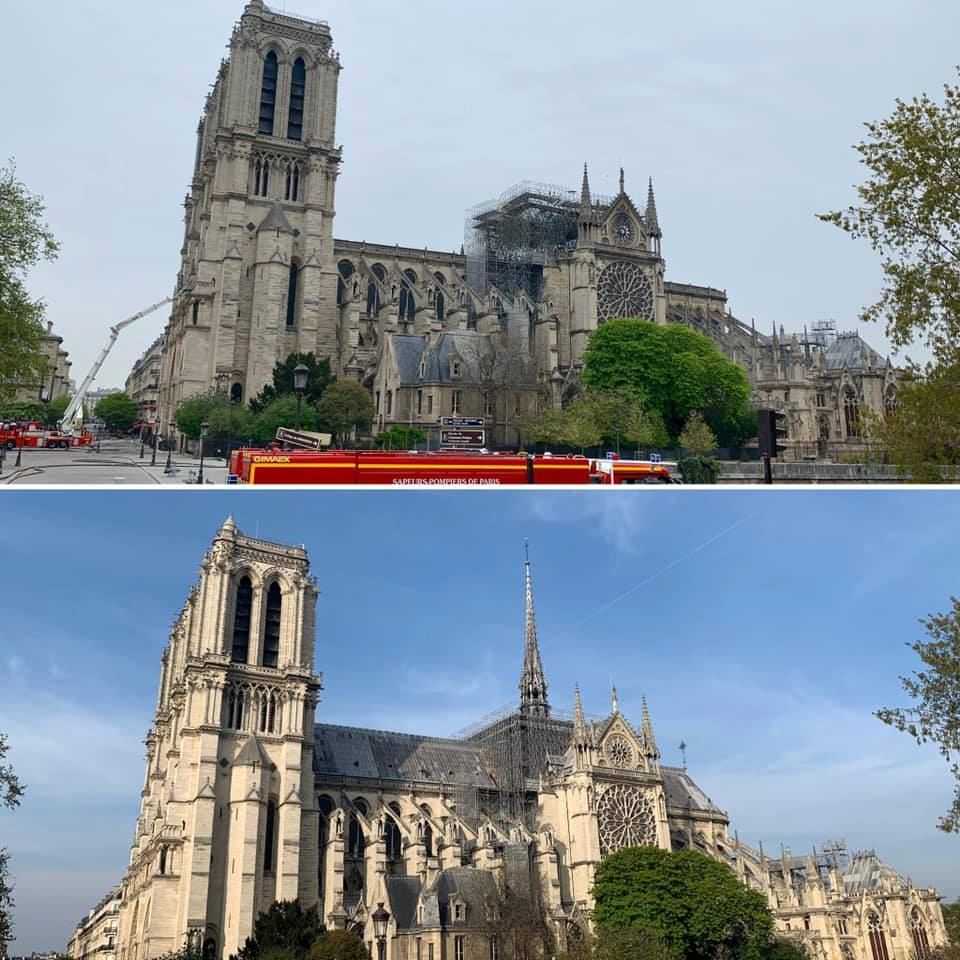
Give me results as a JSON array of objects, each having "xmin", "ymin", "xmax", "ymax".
[{"xmin": 60, "ymin": 296, "xmax": 174, "ymax": 435}]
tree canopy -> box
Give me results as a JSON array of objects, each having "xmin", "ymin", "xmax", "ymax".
[
  {"xmin": 0, "ymin": 161, "xmax": 60, "ymax": 404},
  {"xmin": 229, "ymin": 901, "xmax": 324, "ymax": 960},
  {"xmin": 876, "ymin": 597, "xmax": 960, "ymax": 833},
  {"xmin": 0, "ymin": 732, "xmax": 25, "ymax": 946},
  {"xmin": 305, "ymin": 931, "xmax": 368, "ymax": 960},
  {"xmin": 592, "ymin": 847, "xmax": 774, "ymax": 960},
  {"xmin": 582, "ymin": 320, "xmax": 755, "ymax": 446},
  {"xmin": 316, "ymin": 380, "xmax": 374, "ymax": 445},
  {"xmin": 251, "ymin": 395, "xmax": 319, "ymax": 445},
  {"xmin": 95, "ymin": 393, "xmax": 138, "ymax": 432},
  {"xmin": 819, "ymin": 71, "xmax": 960, "ymax": 362},
  {"xmin": 376, "ymin": 425, "xmax": 426, "ymax": 450},
  {"xmin": 250, "ymin": 353, "xmax": 334, "ymax": 413}
]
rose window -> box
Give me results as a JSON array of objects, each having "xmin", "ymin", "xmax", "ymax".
[
  {"xmin": 606, "ymin": 734, "xmax": 634, "ymax": 769},
  {"xmin": 597, "ymin": 785, "xmax": 657, "ymax": 855},
  {"xmin": 597, "ymin": 261, "xmax": 654, "ymax": 323}
]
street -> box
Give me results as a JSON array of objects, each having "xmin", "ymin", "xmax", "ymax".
[{"xmin": 0, "ymin": 438, "xmax": 231, "ymax": 486}]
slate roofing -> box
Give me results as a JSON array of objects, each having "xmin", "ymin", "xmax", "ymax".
[
  {"xmin": 822, "ymin": 334, "xmax": 888, "ymax": 371},
  {"xmin": 840, "ymin": 852, "xmax": 905, "ymax": 894},
  {"xmin": 258, "ymin": 201, "xmax": 296, "ymax": 235},
  {"xmin": 385, "ymin": 868, "xmax": 499, "ymax": 931},
  {"xmin": 661, "ymin": 765, "xmax": 725, "ymax": 814},
  {"xmin": 385, "ymin": 876, "xmax": 422, "ymax": 930},
  {"xmin": 391, "ymin": 332, "xmax": 533, "ymax": 387},
  {"xmin": 313, "ymin": 723, "xmax": 499, "ymax": 788}
]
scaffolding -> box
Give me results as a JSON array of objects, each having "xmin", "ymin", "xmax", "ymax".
[{"xmin": 465, "ymin": 180, "xmax": 614, "ymax": 301}]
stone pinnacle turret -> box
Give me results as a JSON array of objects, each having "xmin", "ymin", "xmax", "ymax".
[{"xmin": 519, "ymin": 542, "xmax": 549, "ymax": 717}]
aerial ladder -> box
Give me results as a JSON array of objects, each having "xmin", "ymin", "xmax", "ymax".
[{"xmin": 59, "ymin": 297, "xmax": 174, "ymax": 437}]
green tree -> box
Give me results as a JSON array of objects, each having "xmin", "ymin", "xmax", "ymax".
[
  {"xmin": 42, "ymin": 394, "xmax": 71, "ymax": 428},
  {"xmin": 876, "ymin": 598, "xmax": 960, "ymax": 833},
  {"xmin": 174, "ymin": 391, "xmax": 223, "ymax": 441},
  {"xmin": 376, "ymin": 425, "xmax": 427, "ymax": 450},
  {"xmin": 306, "ymin": 931, "xmax": 369, "ymax": 960},
  {"xmin": 593, "ymin": 928, "xmax": 675, "ymax": 960},
  {"xmin": 229, "ymin": 901, "xmax": 324, "ymax": 960},
  {"xmin": 315, "ymin": 381, "xmax": 374, "ymax": 447},
  {"xmin": 679, "ymin": 412, "xmax": 719, "ymax": 456},
  {"xmin": 870, "ymin": 363, "xmax": 960, "ymax": 481},
  {"xmin": 942, "ymin": 899, "xmax": 960, "ymax": 943},
  {"xmin": 0, "ymin": 400, "xmax": 46, "ymax": 423},
  {"xmin": 251, "ymin": 395, "xmax": 320, "ymax": 445},
  {"xmin": 592, "ymin": 846, "xmax": 774, "ymax": 960},
  {"xmin": 95, "ymin": 393, "xmax": 138, "ymax": 432},
  {"xmin": 0, "ymin": 733, "xmax": 25, "ymax": 946},
  {"xmin": 250, "ymin": 353, "xmax": 334, "ymax": 413},
  {"xmin": 560, "ymin": 393, "xmax": 608, "ymax": 453},
  {"xmin": 582, "ymin": 320, "xmax": 754, "ymax": 446},
  {"xmin": 819, "ymin": 71, "xmax": 960, "ymax": 361},
  {"xmin": 0, "ymin": 160, "xmax": 60, "ymax": 404}
]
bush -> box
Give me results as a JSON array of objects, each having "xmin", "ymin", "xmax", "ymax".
[
  {"xmin": 306, "ymin": 931, "xmax": 369, "ymax": 960},
  {"xmin": 678, "ymin": 457, "xmax": 721, "ymax": 485}
]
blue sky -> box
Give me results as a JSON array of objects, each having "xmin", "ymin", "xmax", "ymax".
[
  {"xmin": 0, "ymin": 491, "xmax": 958, "ymax": 951},
  {"xmin": 8, "ymin": 0, "xmax": 960, "ymax": 386}
]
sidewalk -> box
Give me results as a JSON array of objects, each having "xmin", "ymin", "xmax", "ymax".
[{"xmin": 112, "ymin": 440, "xmax": 234, "ymax": 486}]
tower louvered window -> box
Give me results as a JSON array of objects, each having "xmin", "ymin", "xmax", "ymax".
[
  {"xmin": 286, "ymin": 264, "xmax": 300, "ymax": 329},
  {"xmin": 232, "ymin": 577, "xmax": 253, "ymax": 663},
  {"xmin": 263, "ymin": 582, "xmax": 282, "ymax": 668},
  {"xmin": 288, "ymin": 58, "xmax": 306, "ymax": 140},
  {"xmin": 264, "ymin": 799, "xmax": 278, "ymax": 872},
  {"xmin": 259, "ymin": 52, "xmax": 279, "ymax": 135}
]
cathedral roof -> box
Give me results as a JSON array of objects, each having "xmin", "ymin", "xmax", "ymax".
[
  {"xmin": 313, "ymin": 723, "xmax": 498, "ymax": 788},
  {"xmin": 661, "ymin": 765, "xmax": 725, "ymax": 814},
  {"xmin": 840, "ymin": 852, "xmax": 906, "ymax": 894},
  {"xmin": 822, "ymin": 334, "xmax": 887, "ymax": 371},
  {"xmin": 391, "ymin": 331, "xmax": 529, "ymax": 386},
  {"xmin": 385, "ymin": 876, "xmax": 422, "ymax": 930}
]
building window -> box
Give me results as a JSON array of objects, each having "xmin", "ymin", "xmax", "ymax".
[
  {"xmin": 264, "ymin": 799, "xmax": 277, "ymax": 873},
  {"xmin": 838, "ymin": 918, "xmax": 847, "ymax": 936},
  {"xmin": 288, "ymin": 58, "xmax": 306, "ymax": 140},
  {"xmin": 428, "ymin": 944, "xmax": 434, "ymax": 960},
  {"xmin": 192, "ymin": 302, "xmax": 200, "ymax": 326},
  {"xmin": 436, "ymin": 290, "xmax": 445, "ymax": 322},
  {"xmin": 489, "ymin": 938, "xmax": 498, "ymax": 960},
  {"xmin": 452, "ymin": 361, "xmax": 462, "ymax": 378},
  {"xmin": 386, "ymin": 391, "xmax": 393, "ymax": 416},
  {"xmin": 803, "ymin": 916, "xmax": 811, "ymax": 931},
  {"xmin": 454, "ymin": 937, "xmax": 464, "ymax": 960},
  {"xmin": 816, "ymin": 392, "xmax": 826, "ymax": 408},
  {"xmin": 427, "ymin": 395, "xmax": 434, "ymax": 416},
  {"xmin": 452, "ymin": 390, "xmax": 462, "ymax": 415},
  {"xmin": 868, "ymin": 914, "xmax": 889, "ymax": 960},
  {"xmin": 263, "ymin": 582, "xmax": 281, "ymax": 669},
  {"xmin": 484, "ymin": 394, "xmax": 494, "ymax": 417},
  {"xmin": 232, "ymin": 577, "xmax": 253, "ymax": 663},
  {"xmin": 843, "ymin": 388, "xmax": 862, "ymax": 439},
  {"xmin": 259, "ymin": 52, "xmax": 279, "ymax": 136},
  {"xmin": 454, "ymin": 904, "xmax": 463, "ymax": 922},
  {"xmin": 514, "ymin": 394, "xmax": 521, "ymax": 418},
  {"xmin": 285, "ymin": 162, "xmax": 301, "ymax": 202},
  {"xmin": 911, "ymin": 909, "xmax": 930, "ymax": 959},
  {"xmin": 254, "ymin": 158, "xmax": 271, "ymax": 197},
  {"xmin": 286, "ymin": 263, "xmax": 300, "ymax": 328},
  {"xmin": 416, "ymin": 941, "xmax": 422, "ymax": 960},
  {"xmin": 375, "ymin": 391, "xmax": 381, "ymax": 413},
  {"xmin": 417, "ymin": 391, "xmax": 424, "ymax": 416}
]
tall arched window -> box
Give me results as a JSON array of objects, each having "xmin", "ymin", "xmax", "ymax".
[
  {"xmin": 435, "ymin": 290, "xmax": 445, "ymax": 322},
  {"xmin": 284, "ymin": 162, "xmax": 301, "ymax": 202},
  {"xmin": 911, "ymin": 909, "xmax": 930, "ymax": 959},
  {"xmin": 338, "ymin": 260, "xmax": 355, "ymax": 306},
  {"xmin": 399, "ymin": 270, "xmax": 417, "ymax": 325},
  {"xmin": 366, "ymin": 265, "xmax": 386, "ymax": 317},
  {"xmin": 254, "ymin": 158, "xmax": 270, "ymax": 198},
  {"xmin": 385, "ymin": 811, "xmax": 403, "ymax": 873},
  {"xmin": 288, "ymin": 58, "xmax": 306, "ymax": 140},
  {"xmin": 868, "ymin": 914, "xmax": 889, "ymax": 960},
  {"xmin": 286, "ymin": 263, "xmax": 300, "ymax": 328},
  {"xmin": 264, "ymin": 799, "xmax": 278, "ymax": 873},
  {"xmin": 232, "ymin": 577, "xmax": 253, "ymax": 663},
  {"xmin": 844, "ymin": 388, "xmax": 862, "ymax": 439},
  {"xmin": 263, "ymin": 582, "xmax": 282, "ymax": 668},
  {"xmin": 259, "ymin": 52, "xmax": 279, "ymax": 136}
]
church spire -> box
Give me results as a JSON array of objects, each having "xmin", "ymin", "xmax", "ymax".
[
  {"xmin": 641, "ymin": 696, "xmax": 660, "ymax": 761},
  {"xmin": 580, "ymin": 163, "xmax": 592, "ymax": 212},
  {"xmin": 574, "ymin": 684, "xmax": 586, "ymax": 739},
  {"xmin": 645, "ymin": 178, "xmax": 661, "ymax": 237},
  {"xmin": 519, "ymin": 542, "xmax": 549, "ymax": 717}
]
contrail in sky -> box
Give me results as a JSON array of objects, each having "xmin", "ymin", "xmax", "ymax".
[{"xmin": 571, "ymin": 510, "xmax": 762, "ymax": 629}]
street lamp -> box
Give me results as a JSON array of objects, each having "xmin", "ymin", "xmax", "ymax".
[
  {"xmin": 150, "ymin": 417, "xmax": 158, "ymax": 467},
  {"xmin": 372, "ymin": 903, "xmax": 390, "ymax": 960},
  {"xmin": 293, "ymin": 363, "xmax": 310, "ymax": 432},
  {"xmin": 164, "ymin": 422, "xmax": 176, "ymax": 475},
  {"xmin": 198, "ymin": 421, "xmax": 209, "ymax": 485}
]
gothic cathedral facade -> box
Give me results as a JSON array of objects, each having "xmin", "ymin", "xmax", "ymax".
[
  {"xmin": 156, "ymin": 1, "xmax": 899, "ymax": 457},
  {"xmin": 102, "ymin": 523, "xmax": 947, "ymax": 960}
]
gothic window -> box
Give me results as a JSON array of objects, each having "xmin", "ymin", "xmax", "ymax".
[
  {"xmin": 288, "ymin": 58, "xmax": 306, "ymax": 140},
  {"xmin": 385, "ymin": 391, "xmax": 393, "ymax": 416},
  {"xmin": 911, "ymin": 909, "xmax": 929, "ymax": 959},
  {"xmin": 884, "ymin": 386, "xmax": 899, "ymax": 418},
  {"xmin": 192, "ymin": 301, "xmax": 200, "ymax": 326},
  {"xmin": 232, "ymin": 577, "xmax": 253, "ymax": 663},
  {"xmin": 264, "ymin": 799, "xmax": 278, "ymax": 873},
  {"xmin": 225, "ymin": 684, "xmax": 246, "ymax": 730},
  {"xmin": 843, "ymin": 388, "xmax": 862, "ymax": 439},
  {"xmin": 284, "ymin": 162, "xmax": 302, "ymax": 202},
  {"xmin": 436, "ymin": 290, "xmax": 445, "ymax": 322},
  {"xmin": 367, "ymin": 264, "xmax": 386, "ymax": 317},
  {"xmin": 257, "ymin": 690, "xmax": 278, "ymax": 734},
  {"xmin": 597, "ymin": 261, "xmax": 655, "ymax": 323},
  {"xmin": 159, "ymin": 847, "xmax": 167, "ymax": 875},
  {"xmin": 399, "ymin": 270, "xmax": 418, "ymax": 325},
  {"xmin": 597, "ymin": 785, "xmax": 657, "ymax": 856},
  {"xmin": 231, "ymin": 383, "xmax": 243, "ymax": 404},
  {"xmin": 286, "ymin": 263, "xmax": 300, "ymax": 328},
  {"xmin": 338, "ymin": 260, "xmax": 355, "ymax": 307},
  {"xmin": 868, "ymin": 914, "xmax": 889, "ymax": 960},
  {"xmin": 254, "ymin": 158, "xmax": 271, "ymax": 198},
  {"xmin": 423, "ymin": 822, "xmax": 434, "ymax": 857},
  {"xmin": 263, "ymin": 582, "xmax": 282, "ymax": 668},
  {"xmin": 259, "ymin": 51, "xmax": 279, "ymax": 135},
  {"xmin": 347, "ymin": 813, "xmax": 365, "ymax": 858}
]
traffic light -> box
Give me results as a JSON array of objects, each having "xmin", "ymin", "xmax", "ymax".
[{"xmin": 758, "ymin": 410, "xmax": 788, "ymax": 459}]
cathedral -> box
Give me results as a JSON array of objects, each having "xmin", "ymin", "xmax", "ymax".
[
  {"xmin": 155, "ymin": 1, "xmax": 899, "ymax": 457},
  {"xmin": 70, "ymin": 522, "xmax": 947, "ymax": 960}
]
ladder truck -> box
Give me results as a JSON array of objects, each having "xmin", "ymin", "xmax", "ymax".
[{"xmin": 58, "ymin": 297, "xmax": 174, "ymax": 439}]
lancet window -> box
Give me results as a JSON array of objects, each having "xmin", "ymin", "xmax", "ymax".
[
  {"xmin": 286, "ymin": 263, "xmax": 300, "ymax": 328},
  {"xmin": 868, "ymin": 914, "xmax": 889, "ymax": 960},
  {"xmin": 844, "ymin": 388, "xmax": 862, "ymax": 439},
  {"xmin": 264, "ymin": 799, "xmax": 278, "ymax": 872},
  {"xmin": 254, "ymin": 159, "xmax": 271, "ymax": 198},
  {"xmin": 284, "ymin": 162, "xmax": 301, "ymax": 202},
  {"xmin": 911, "ymin": 909, "xmax": 930, "ymax": 959},
  {"xmin": 263, "ymin": 582, "xmax": 282, "ymax": 667},
  {"xmin": 288, "ymin": 58, "xmax": 306, "ymax": 140},
  {"xmin": 259, "ymin": 52, "xmax": 279, "ymax": 135},
  {"xmin": 399, "ymin": 270, "xmax": 418, "ymax": 325},
  {"xmin": 232, "ymin": 577, "xmax": 253, "ymax": 663}
]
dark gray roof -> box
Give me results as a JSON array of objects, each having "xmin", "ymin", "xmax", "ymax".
[
  {"xmin": 386, "ymin": 876, "xmax": 421, "ymax": 930},
  {"xmin": 434, "ymin": 866, "xmax": 498, "ymax": 913},
  {"xmin": 258, "ymin": 201, "xmax": 296, "ymax": 235},
  {"xmin": 823, "ymin": 334, "xmax": 887, "ymax": 371},
  {"xmin": 392, "ymin": 335, "xmax": 429, "ymax": 385},
  {"xmin": 391, "ymin": 332, "xmax": 532, "ymax": 387},
  {"xmin": 661, "ymin": 766, "xmax": 724, "ymax": 813},
  {"xmin": 840, "ymin": 853, "xmax": 904, "ymax": 894},
  {"xmin": 313, "ymin": 723, "xmax": 499, "ymax": 788}
]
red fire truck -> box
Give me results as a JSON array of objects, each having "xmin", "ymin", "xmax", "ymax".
[
  {"xmin": 230, "ymin": 449, "xmax": 673, "ymax": 486},
  {"xmin": 0, "ymin": 422, "xmax": 94, "ymax": 450}
]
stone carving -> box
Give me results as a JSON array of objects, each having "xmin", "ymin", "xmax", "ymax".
[
  {"xmin": 597, "ymin": 784, "xmax": 657, "ymax": 855},
  {"xmin": 598, "ymin": 261, "xmax": 654, "ymax": 323}
]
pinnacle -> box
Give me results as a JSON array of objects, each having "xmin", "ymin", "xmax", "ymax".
[{"xmin": 519, "ymin": 544, "xmax": 549, "ymax": 717}]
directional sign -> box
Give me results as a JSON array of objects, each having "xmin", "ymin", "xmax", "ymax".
[
  {"xmin": 441, "ymin": 429, "xmax": 486, "ymax": 448},
  {"xmin": 276, "ymin": 428, "xmax": 333, "ymax": 451},
  {"xmin": 441, "ymin": 417, "xmax": 485, "ymax": 429}
]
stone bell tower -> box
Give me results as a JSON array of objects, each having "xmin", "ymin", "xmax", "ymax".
[
  {"xmin": 159, "ymin": 0, "xmax": 343, "ymax": 433},
  {"xmin": 118, "ymin": 518, "xmax": 322, "ymax": 960}
]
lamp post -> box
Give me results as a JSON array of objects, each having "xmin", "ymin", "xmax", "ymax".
[
  {"xmin": 372, "ymin": 903, "xmax": 390, "ymax": 960},
  {"xmin": 150, "ymin": 417, "xmax": 158, "ymax": 467},
  {"xmin": 15, "ymin": 428, "xmax": 23, "ymax": 468},
  {"xmin": 198, "ymin": 421, "xmax": 209, "ymax": 485},
  {"xmin": 294, "ymin": 363, "xmax": 310, "ymax": 432},
  {"xmin": 164, "ymin": 422, "xmax": 175, "ymax": 475}
]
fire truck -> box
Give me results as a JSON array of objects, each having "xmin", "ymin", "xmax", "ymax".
[
  {"xmin": 0, "ymin": 422, "xmax": 94, "ymax": 450},
  {"xmin": 230, "ymin": 448, "xmax": 674, "ymax": 486}
]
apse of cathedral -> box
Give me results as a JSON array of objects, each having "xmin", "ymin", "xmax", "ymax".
[
  {"xmin": 73, "ymin": 522, "xmax": 947, "ymax": 960},
  {"xmin": 156, "ymin": 0, "xmax": 900, "ymax": 456}
]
